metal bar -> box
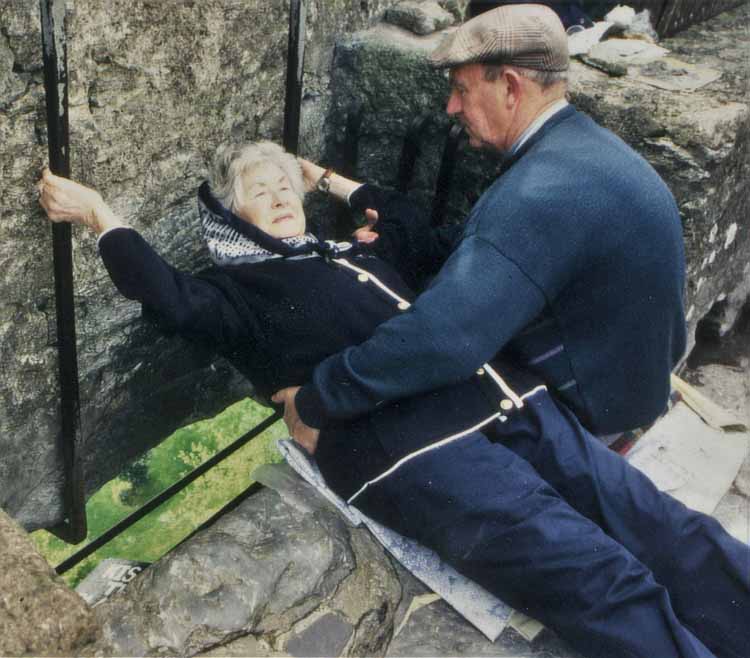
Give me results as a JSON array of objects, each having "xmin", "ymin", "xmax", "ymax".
[
  {"xmin": 283, "ymin": 0, "xmax": 306, "ymax": 154},
  {"xmin": 397, "ymin": 113, "xmax": 432, "ymax": 194},
  {"xmin": 334, "ymin": 103, "xmax": 364, "ymax": 236},
  {"xmin": 430, "ymin": 123, "xmax": 464, "ymax": 227},
  {"xmin": 340, "ymin": 104, "xmax": 363, "ymax": 177},
  {"xmin": 55, "ymin": 411, "xmax": 281, "ymax": 575},
  {"xmin": 40, "ymin": 0, "xmax": 87, "ymax": 545}
]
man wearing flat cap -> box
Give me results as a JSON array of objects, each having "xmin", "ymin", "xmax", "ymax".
[{"xmin": 276, "ymin": 5, "xmax": 749, "ymax": 658}]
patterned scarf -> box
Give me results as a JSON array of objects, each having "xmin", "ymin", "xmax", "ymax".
[{"xmin": 197, "ymin": 181, "xmax": 350, "ymax": 266}]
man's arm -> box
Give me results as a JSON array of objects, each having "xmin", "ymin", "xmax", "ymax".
[{"xmin": 294, "ymin": 234, "xmax": 547, "ymax": 428}]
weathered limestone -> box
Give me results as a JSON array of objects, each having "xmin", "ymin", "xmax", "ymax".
[
  {"xmin": 91, "ymin": 465, "xmax": 401, "ymax": 657},
  {"xmin": 384, "ymin": 1, "xmax": 456, "ymax": 35},
  {"xmin": 0, "ymin": 0, "xmax": 401, "ymax": 530},
  {"xmin": 0, "ymin": 508, "xmax": 100, "ymax": 655}
]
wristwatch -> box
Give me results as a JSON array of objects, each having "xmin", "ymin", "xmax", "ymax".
[{"xmin": 316, "ymin": 168, "xmax": 333, "ymax": 193}]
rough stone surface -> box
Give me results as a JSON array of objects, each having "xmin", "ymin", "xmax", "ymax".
[
  {"xmin": 385, "ymin": 1, "xmax": 456, "ymax": 35},
  {"xmin": 437, "ymin": 0, "xmax": 467, "ymax": 22},
  {"xmin": 733, "ymin": 451, "xmax": 750, "ymax": 496},
  {"xmin": 285, "ymin": 612, "xmax": 353, "ymax": 657},
  {"xmin": 92, "ymin": 472, "xmax": 401, "ymax": 657},
  {"xmin": 323, "ymin": 4, "xmax": 749, "ymax": 361},
  {"xmin": 0, "ymin": 0, "xmax": 401, "ymax": 530},
  {"xmin": 0, "ymin": 508, "xmax": 100, "ymax": 656},
  {"xmin": 387, "ymin": 592, "xmax": 584, "ymax": 657}
]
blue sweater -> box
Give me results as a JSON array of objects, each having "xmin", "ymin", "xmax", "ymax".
[{"xmin": 297, "ymin": 106, "xmax": 687, "ymax": 435}]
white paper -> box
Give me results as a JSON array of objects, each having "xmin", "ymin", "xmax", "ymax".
[
  {"xmin": 627, "ymin": 402, "xmax": 749, "ymax": 515},
  {"xmin": 568, "ymin": 21, "xmax": 614, "ymax": 56},
  {"xmin": 587, "ymin": 38, "xmax": 668, "ymax": 65}
]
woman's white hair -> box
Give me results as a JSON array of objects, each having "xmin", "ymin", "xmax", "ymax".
[{"xmin": 210, "ymin": 141, "xmax": 305, "ymax": 211}]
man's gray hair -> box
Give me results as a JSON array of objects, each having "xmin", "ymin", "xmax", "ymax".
[
  {"xmin": 210, "ymin": 141, "xmax": 305, "ymax": 211},
  {"xmin": 483, "ymin": 63, "xmax": 568, "ymax": 89}
]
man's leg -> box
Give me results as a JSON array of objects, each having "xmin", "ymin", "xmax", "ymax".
[
  {"xmin": 355, "ymin": 430, "xmax": 715, "ymax": 658},
  {"xmin": 488, "ymin": 390, "xmax": 750, "ymax": 658}
]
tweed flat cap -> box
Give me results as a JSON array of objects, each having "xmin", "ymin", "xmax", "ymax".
[{"xmin": 429, "ymin": 4, "xmax": 569, "ymax": 72}]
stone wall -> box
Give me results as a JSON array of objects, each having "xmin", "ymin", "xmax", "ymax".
[{"xmin": 0, "ymin": 0, "xmax": 402, "ymax": 530}]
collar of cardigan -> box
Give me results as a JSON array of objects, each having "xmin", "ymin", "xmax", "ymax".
[
  {"xmin": 500, "ymin": 104, "xmax": 577, "ymax": 175},
  {"xmin": 197, "ymin": 181, "xmax": 352, "ymax": 266}
]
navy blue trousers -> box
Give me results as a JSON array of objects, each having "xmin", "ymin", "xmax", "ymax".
[{"xmin": 355, "ymin": 391, "xmax": 750, "ymax": 658}]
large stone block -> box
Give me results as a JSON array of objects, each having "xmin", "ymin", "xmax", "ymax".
[
  {"xmin": 0, "ymin": 508, "xmax": 100, "ymax": 655},
  {"xmin": 91, "ymin": 470, "xmax": 401, "ymax": 657},
  {"xmin": 0, "ymin": 0, "xmax": 401, "ymax": 530}
]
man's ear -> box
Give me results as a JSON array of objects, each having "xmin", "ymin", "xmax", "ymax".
[{"xmin": 502, "ymin": 68, "xmax": 524, "ymax": 110}]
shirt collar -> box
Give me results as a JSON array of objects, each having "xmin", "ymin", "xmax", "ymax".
[{"xmin": 511, "ymin": 99, "xmax": 569, "ymax": 155}]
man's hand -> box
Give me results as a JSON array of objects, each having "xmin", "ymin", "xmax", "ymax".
[
  {"xmin": 271, "ymin": 386, "xmax": 320, "ymax": 455},
  {"xmin": 353, "ymin": 208, "xmax": 379, "ymax": 244}
]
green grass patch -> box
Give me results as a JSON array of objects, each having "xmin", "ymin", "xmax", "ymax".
[{"xmin": 31, "ymin": 398, "xmax": 285, "ymax": 588}]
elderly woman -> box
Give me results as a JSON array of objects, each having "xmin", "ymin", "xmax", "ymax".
[
  {"xmin": 39, "ymin": 143, "xmax": 749, "ymax": 658},
  {"xmin": 38, "ymin": 140, "xmax": 511, "ymax": 511}
]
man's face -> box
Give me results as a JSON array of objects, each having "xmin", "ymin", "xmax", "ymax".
[
  {"xmin": 446, "ymin": 63, "xmax": 512, "ymax": 152},
  {"xmin": 235, "ymin": 163, "xmax": 306, "ymax": 239}
]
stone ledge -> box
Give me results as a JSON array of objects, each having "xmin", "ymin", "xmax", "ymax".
[{"xmin": 91, "ymin": 472, "xmax": 401, "ymax": 657}]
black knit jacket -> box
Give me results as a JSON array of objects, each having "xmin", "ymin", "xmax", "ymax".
[{"xmin": 98, "ymin": 185, "xmax": 537, "ymax": 503}]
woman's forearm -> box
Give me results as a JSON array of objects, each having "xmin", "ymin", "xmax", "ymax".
[
  {"xmin": 88, "ymin": 199, "xmax": 127, "ymax": 235},
  {"xmin": 297, "ymin": 158, "xmax": 363, "ymax": 203}
]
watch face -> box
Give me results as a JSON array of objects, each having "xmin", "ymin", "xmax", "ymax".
[{"xmin": 317, "ymin": 174, "xmax": 332, "ymax": 193}]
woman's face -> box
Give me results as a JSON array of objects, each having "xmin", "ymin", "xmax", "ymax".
[{"xmin": 235, "ymin": 162, "xmax": 306, "ymax": 239}]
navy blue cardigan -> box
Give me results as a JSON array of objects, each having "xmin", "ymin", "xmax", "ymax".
[
  {"xmin": 297, "ymin": 106, "xmax": 687, "ymax": 435},
  {"xmin": 97, "ymin": 187, "xmax": 538, "ymax": 502}
]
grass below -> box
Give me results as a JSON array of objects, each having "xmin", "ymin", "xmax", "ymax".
[{"xmin": 31, "ymin": 398, "xmax": 285, "ymax": 588}]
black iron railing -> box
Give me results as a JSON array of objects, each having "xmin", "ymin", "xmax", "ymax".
[
  {"xmin": 396, "ymin": 114, "xmax": 465, "ymax": 227},
  {"xmin": 40, "ymin": 0, "xmax": 87, "ymax": 545},
  {"xmin": 55, "ymin": 413, "xmax": 278, "ymax": 574}
]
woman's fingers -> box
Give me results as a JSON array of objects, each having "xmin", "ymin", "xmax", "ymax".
[
  {"xmin": 364, "ymin": 208, "xmax": 379, "ymax": 228},
  {"xmin": 297, "ymin": 157, "xmax": 323, "ymax": 192},
  {"xmin": 37, "ymin": 168, "xmax": 104, "ymax": 226},
  {"xmin": 353, "ymin": 208, "xmax": 380, "ymax": 244}
]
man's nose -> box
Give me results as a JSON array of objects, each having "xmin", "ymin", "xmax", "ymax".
[{"xmin": 446, "ymin": 90, "xmax": 460, "ymax": 116}]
